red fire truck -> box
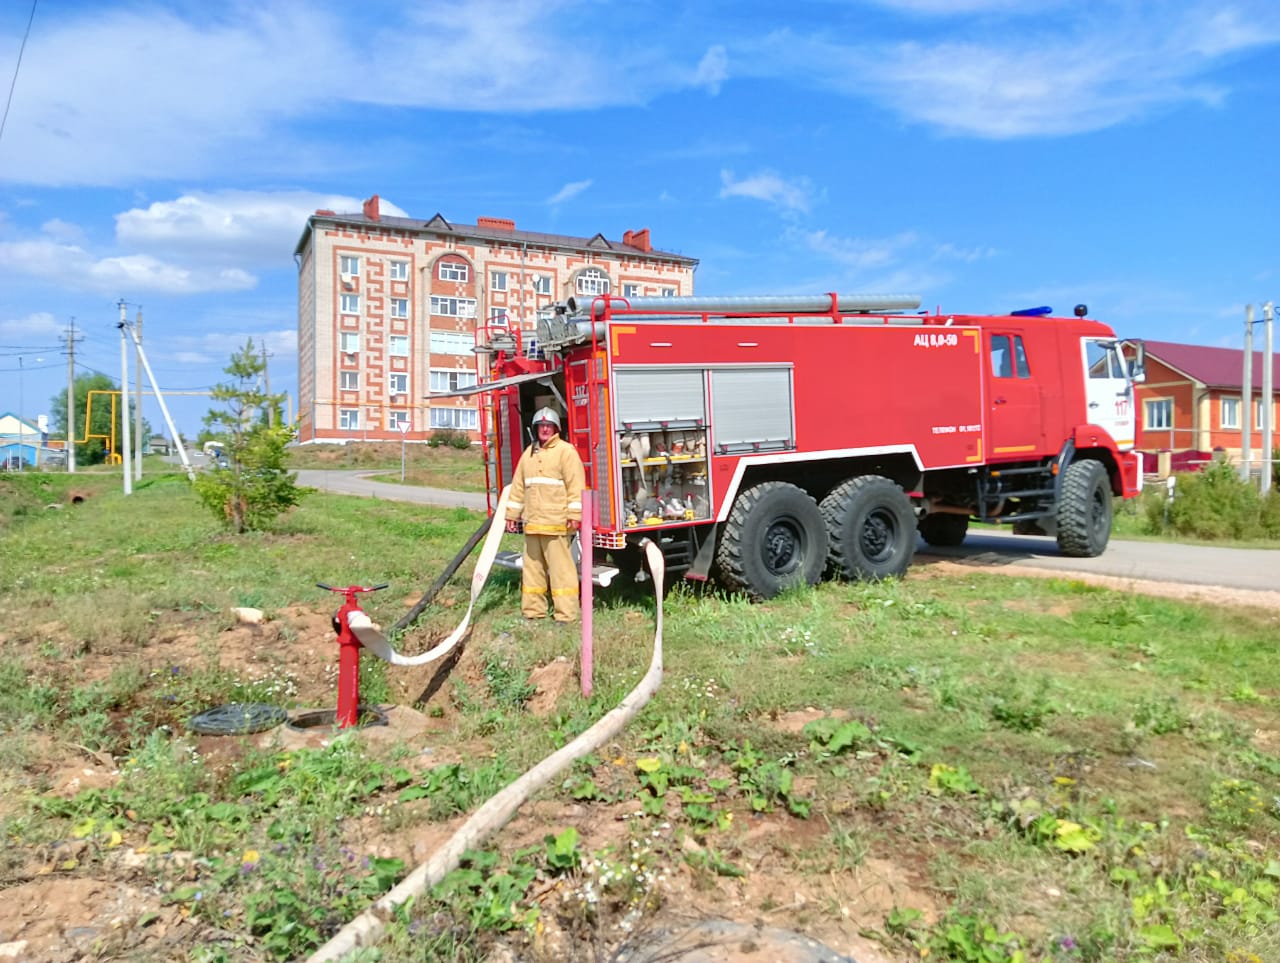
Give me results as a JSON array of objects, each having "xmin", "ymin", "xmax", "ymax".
[{"xmin": 462, "ymin": 294, "xmax": 1145, "ymax": 599}]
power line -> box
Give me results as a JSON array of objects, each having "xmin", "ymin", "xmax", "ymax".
[{"xmin": 0, "ymin": 0, "xmax": 37, "ymax": 150}]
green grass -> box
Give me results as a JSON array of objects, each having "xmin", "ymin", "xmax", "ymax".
[{"xmin": 1, "ymin": 473, "xmax": 1278, "ymax": 961}]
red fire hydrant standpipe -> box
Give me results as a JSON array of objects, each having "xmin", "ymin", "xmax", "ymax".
[{"xmin": 318, "ymin": 582, "xmax": 389, "ymax": 728}]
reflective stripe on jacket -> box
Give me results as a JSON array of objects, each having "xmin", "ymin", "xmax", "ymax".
[{"xmin": 505, "ymin": 435, "xmax": 585, "ymax": 535}]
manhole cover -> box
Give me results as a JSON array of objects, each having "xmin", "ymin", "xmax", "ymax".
[{"xmin": 188, "ymin": 703, "xmax": 288, "ymax": 735}]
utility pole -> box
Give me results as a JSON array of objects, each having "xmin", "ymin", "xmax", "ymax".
[
  {"xmin": 134, "ymin": 306, "xmax": 144, "ymax": 480},
  {"xmin": 1241, "ymin": 305, "xmax": 1253, "ymax": 482},
  {"xmin": 261, "ymin": 338, "xmax": 275, "ymax": 427},
  {"xmin": 1262, "ymin": 301, "xmax": 1274, "ymax": 496},
  {"xmin": 118, "ymin": 300, "xmax": 132, "ymax": 496},
  {"xmin": 62, "ymin": 318, "xmax": 83, "ymax": 474}
]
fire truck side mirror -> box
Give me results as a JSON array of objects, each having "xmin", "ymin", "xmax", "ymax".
[{"xmin": 1130, "ymin": 342, "xmax": 1146, "ymax": 384}]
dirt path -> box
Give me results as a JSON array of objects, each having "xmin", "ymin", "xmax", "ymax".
[{"xmin": 915, "ymin": 554, "xmax": 1280, "ymax": 613}]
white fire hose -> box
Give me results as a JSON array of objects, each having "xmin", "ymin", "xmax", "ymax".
[
  {"xmin": 306, "ymin": 521, "xmax": 666, "ymax": 961},
  {"xmin": 344, "ymin": 487, "xmax": 517, "ymax": 667}
]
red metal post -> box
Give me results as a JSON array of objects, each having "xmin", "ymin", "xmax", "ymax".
[{"xmin": 334, "ymin": 590, "xmax": 363, "ymax": 728}]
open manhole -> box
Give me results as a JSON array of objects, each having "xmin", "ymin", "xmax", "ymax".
[
  {"xmin": 188, "ymin": 703, "xmax": 289, "ymax": 736},
  {"xmin": 287, "ymin": 706, "xmax": 390, "ymax": 731}
]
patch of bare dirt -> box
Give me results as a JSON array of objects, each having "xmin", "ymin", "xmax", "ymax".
[
  {"xmin": 528, "ymin": 658, "xmax": 576, "ymax": 715},
  {"xmin": 0, "ymin": 877, "xmax": 189, "ymax": 962}
]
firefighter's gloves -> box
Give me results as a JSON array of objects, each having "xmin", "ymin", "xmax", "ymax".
[{"xmin": 506, "ymin": 519, "xmax": 520, "ymax": 534}]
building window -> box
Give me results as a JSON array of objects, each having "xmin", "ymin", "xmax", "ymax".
[
  {"xmin": 1145, "ymin": 398, "xmax": 1173, "ymax": 430},
  {"xmin": 430, "ymin": 407, "xmax": 479, "ymax": 430},
  {"xmin": 389, "ymin": 260, "xmax": 409, "ymax": 281},
  {"xmin": 491, "ymin": 270, "xmax": 507, "ymax": 291},
  {"xmin": 388, "ymin": 335, "xmax": 409, "ymax": 356},
  {"xmin": 661, "ymin": 287, "xmax": 676, "ymax": 297},
  {"xmin": 532, "ymin": 275, "xmax": 552, "ymax": 296},
  {"xmin": 1221, "ymin": 397, "xmax": 1240, "ymax": 430},
  {"xmin": 488, "ymin": 307, "xmax": 509, "ymax": 326},
  {"xmin": 340, "ymin": 255, "xmax": 360, "ymax": 276},
  {"xmin": 340, "ymin": 293, "xmax": 360, "ymax": 315},
  {"xmin": 339, "ymin": 408, "xmax": 360, "ymax": 430},
  {"xmin": 438, "ymin": 259, "xmax": 469, "ymax": 282},
  {"xmin": 340, "ymin": 371, "xmax": 358, "ymax": 391},
  {"xmin": 430, "ymin": 295, "xmax": 477, "ymax": 318},
  {"xmin": 390, "ymin": 298, "xmax": 409, "ymax": 319},
  {"xmin": 622, "ymin": 283, "xmax": 640, "ymax": 299},
  {"xmin": 429, "ymin": 330, "xmax": 474, "ymax": 355},
  {"xmin": 388, "ymin": 410, "xmax": 409, "ymax": 430},
  {"xmin": 340, "ymin": 332, "xmax": 360, "ymax": 353},
  {"xmin": 576, "ymin": 267, "xmax": 610, "ymax": 296},
  {"xmin": 430, "ymin": 369, "xmax": 478, "ymax": 393},
  {"xmin": 389, "ymin": 372, "xmax": 408, "ymax": 395}
]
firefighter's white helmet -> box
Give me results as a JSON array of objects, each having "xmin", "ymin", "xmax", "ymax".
[{"xmin": 532, "ymin": 407, "xmax": 561, "ymax": 432}]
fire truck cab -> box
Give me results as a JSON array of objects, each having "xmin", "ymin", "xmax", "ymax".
[{"xmin": 461, "ymin": 294, "xmax": 1144, "ymax": 599}]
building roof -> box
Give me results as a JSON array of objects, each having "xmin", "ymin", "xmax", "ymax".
[
  {"xmin": 295, "ymin": 195, "xmax": 698, "ymax": 265},
  {"xmin": 1136, "ymin": 339, "xmax": 1280, "ymax": 391}
]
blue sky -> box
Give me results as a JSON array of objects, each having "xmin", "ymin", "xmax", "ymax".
[{"xmin": 1, "ymin": 0, "xmax": 1278, "ymax": 438}]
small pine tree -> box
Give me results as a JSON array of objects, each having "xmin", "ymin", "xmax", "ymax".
[{"xmin": 192, "ymin": 341, "xmax": 308, "ymax": 532}]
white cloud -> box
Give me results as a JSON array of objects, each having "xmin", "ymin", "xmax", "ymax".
[
  {"xmin": 693, "ymin": 45, "xmax": 729, "ymax": 94},
  {"xmin": 0, "ymin": 310, "xmax": 62, "ymax": 341},
  {"xmin": 0, "ymin": 2, "xmax": 725, "ymax": 187},
  {"xmin": 719, "ymin": 170, "xmax": 814, "ymax": 214},
  {"xmin": 864, "ymin": 0, "xmax": 1058, "ymax": 13},
  {"xmin": 934, "ymin": 242, "xmax": 999, "ymax": 263},
  {"xmin": 0, "ymin": 239, "xmax": 257, "ymax": 295},
  {"xmin": 0, "ymin": 190, "xmax": 402, "ymax": 295},
  {"xmin": 115, "ymin": 191, "xmax": 403, "ymax": 264},
  {"xmin": 40, "ymin": 219, "xmax": 85, "ymax": 244},
  {"xmin": 801, "ymin": 229, "xmax": 918, "ymax": 271},
  {"xmin": 167, "ymin": 328, "xmax": 297, "ymax": 368},
  {"xmin": 547, "ymin": 180, "xmax": 593, "ymax": 205},
  {"xmin": 745, "ymin": 3, "xmax": 1280, "ymax": 138}
]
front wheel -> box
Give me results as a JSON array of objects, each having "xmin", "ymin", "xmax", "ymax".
[
  {"xmin": 1056, "ymin": 459, "xmax": 1112, "ymax": 557},
  {"xmin": 715, "ymin": 481, "xmax": 828, "ymax": 600},
  {"xmin": 821, "ymin": 475, "xmax": 916, "ymax": 580}
]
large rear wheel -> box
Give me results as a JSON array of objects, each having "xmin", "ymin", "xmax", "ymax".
[
  {"xmin": 822, "ymin": 475, "xmax": 916, "ymax": 580},
  {"xmin": 715, "ymin": 481, "xmax": 827, "ymax": 600},
  {"xmin": 1056, "ymin": 459, "xmax": 1112, "ymax": 557}
]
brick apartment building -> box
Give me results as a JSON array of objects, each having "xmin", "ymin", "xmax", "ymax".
[{"xmin": 293, "ymin": 195, "xmax": 699, "ymax": 444}]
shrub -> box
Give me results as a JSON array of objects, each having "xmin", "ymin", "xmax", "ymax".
[
  {"xmin": 428, "ymin": 428, "xmax": 474, "ymax": 449},
  {"xmin": 1146, "ymin": 459, "xmax": 1262, "ymax": 540}
]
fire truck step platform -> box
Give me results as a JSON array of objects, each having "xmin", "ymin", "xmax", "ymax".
[{"xmin": 493, "ymin": 550, "xmax": 624, "ymax": 588}]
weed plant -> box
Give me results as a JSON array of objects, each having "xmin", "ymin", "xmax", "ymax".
[{"xmin": 0, "ymin": 476, "xmax": 1278, "ymax": 960}]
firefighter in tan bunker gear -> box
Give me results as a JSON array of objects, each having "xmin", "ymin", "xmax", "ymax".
[{"xmin": 505, "ymin": 407, "xmax": 586, "ymax": 622}]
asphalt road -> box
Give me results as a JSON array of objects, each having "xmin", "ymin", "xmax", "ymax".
[
  {"xmin": 294, "ymin": 470, "xmax": 1275, "ymax": 595},
  {"xmin": 919, "ymin": 527, "xmax": 1278, "ymax": 594},
  {"xmin": 295, "ymin": 469, "xmax": 488, "ymax": 511}
]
